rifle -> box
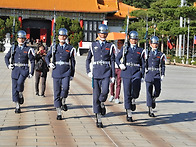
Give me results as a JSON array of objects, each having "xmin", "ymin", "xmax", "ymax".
[
  {"xmin": 122, "ymin": 9, "xmax": 129, "ymax": 65},
  {"xmin": 52, "ymin": 10, "xmax": 56, "ymax": 64},
  {"xmin": 11, "ymin": 12, "xmax": 16, "ymax": 64},
  {"xmin": 144, "ymin": 15, "xmax": 149, "ymax": 69}
]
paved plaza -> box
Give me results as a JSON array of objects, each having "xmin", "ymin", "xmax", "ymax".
[{"xmin": 0, "ymin": 52, "xmax": 196, "ymax": 147}]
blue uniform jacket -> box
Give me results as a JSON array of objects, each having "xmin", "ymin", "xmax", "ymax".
[
  {"xmin": 4, "ymin": 45, "xmax": 35, "ymax": 79},
  {"xmin": 45, "ymin": 44, "xmax": 76, "ymax": 78},
  {"xmin": 145, "ymin": 50, "xmax": 165, "ymax": 82},
  {"xmin": 116, "ymin": 45, "xmax": 145, "ymax": 79},
  {"xmin": 86, "ymin": 40, "xmax": 115, "ymax": 79}
]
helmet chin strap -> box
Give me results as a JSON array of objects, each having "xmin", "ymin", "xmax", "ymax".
[
  {"xmin": 18, "ymin": 42, "xmax": 24, "ymax": 45},
  {"xmin": 151, "ymin": 47, "xmax": 157, "ymax": 51},
  {"xmin": 99, "ymin": 36, "xmax": 106, "ymax": 41},
  {"xmin": 59, "ymin": 39, "xmax": 65, "ymax": 43}
]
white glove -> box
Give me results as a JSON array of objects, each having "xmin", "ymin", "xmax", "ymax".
[
  {"xmin": 70, "ymin": 76, "xmax": 74, "ymax": 81},
  {"xmin": 88, "ymin": 72, "xmax": 92, "ymax": 78},
  {"xmin": 141, "ymin": 78, "xmax": 144, "ymax": 83},
  {"xmin": 119, "ymin": 64, "xmax": 126, "ymax": 70},
  {"xmin": 8, "ymin": 64, "xmax": 14, "ymax": 70},
  {"xmin": 28, "ymin": 74, "xmax": 33, "ymax": 79},
  {"xmin": 110, "ymin": 77, "xmax": 115, "ymax": 83},
  {"xmin": 49, "ymin": 63, "xmax": 55, "ymax": 69},
  {"xmin": 161, "ymin": 75, "xmax": 164, "ymax": 81}
]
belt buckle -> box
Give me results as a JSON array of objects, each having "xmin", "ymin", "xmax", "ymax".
[{"xmin": 58, "ymin": 61, "xmax": 64, "ymax": 66}]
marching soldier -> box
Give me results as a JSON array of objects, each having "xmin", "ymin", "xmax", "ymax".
[
  {"xmin": 145, "ymin": 36, "xmax": 165, "ymax": 117},
  {"xmin": 5, "ymin": 30, "xmax": 35, "ymax": 113},
  {"xmin": 45, "ymin": 28, "xmax": 76, "ymax": 120},
  {"xmin": 116, "ymin": 31, "xmax": 145, "ymax": 122},
  {"xmin": 86, "ymin": 24, "xmax": 115, "ymax": 128}
]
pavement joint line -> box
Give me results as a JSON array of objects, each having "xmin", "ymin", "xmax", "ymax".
[{"xmin": 70, "ymin": 88, "xmax": 119, "ymax": 147}]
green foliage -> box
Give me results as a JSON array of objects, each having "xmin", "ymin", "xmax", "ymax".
[
  {"xmin": 0, "ymin": 18, "xmax": 6, "ymax": 42},
  {"xmin": 55, "ymin": 16, "xmax": 83, "ymax": 49},
  {"xmin": 5, "ymin": 16, "xmax": 21, "ymax": 42},
  {"xmin": 123, "ymin": 0, "xmax": 157, "ymax": 8},
  {"xmin": 126, "ymin": 0, "xmax": 196, "ymax": 51}
]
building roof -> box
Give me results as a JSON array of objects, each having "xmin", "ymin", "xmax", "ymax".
[
  {"xmin": 0, "ymin": 0, "xmax": 140, "ymax": 18},
  {"xmin": 114, "ymin": 2, "xmax": 140, "ymax": 19},
  {"xmin": 0, "ymin": 0, "xmax": 117, "ymax": 13}
]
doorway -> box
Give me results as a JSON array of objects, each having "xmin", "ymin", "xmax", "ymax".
[{"xmin": 30, "ymin": 28, "xmax": 40, "ymax": 42}]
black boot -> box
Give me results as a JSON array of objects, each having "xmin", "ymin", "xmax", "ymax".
[
  {"xmin": 126, "ymin": 110, "xmax": 134, "ymax": 122},
  {"xmin": 148, "ymin": 107, "xmax": 156, "ymax": 117},
  {"xmin": 15, "ymin": 108, "xmax": 21, "ymax": 113},
  {"xmin": 96, "ymin": 114, "xmax": 103, "ymax": 128},
  {"xmin": 56, "ymin": 115, "xmax": 62, "ymax": 120}
]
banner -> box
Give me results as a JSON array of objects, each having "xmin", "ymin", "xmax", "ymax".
[
  {"xmin": 194, "ymin": 35, "xmax": 196, "ymax": 44},
  {"xmin": 167, "ymin": 39, "xmax": 173, "ymax": 49}
]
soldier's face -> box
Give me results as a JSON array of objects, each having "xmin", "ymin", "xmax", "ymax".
[
  {"xmin": 151, "ymin": 43, "xmax": 158, "ymax": 49},
  {"xmin": 98, "ymin": 33, "xmax": 108, "ymax": 40},
  {"xmin": 129, "ymin": 39, "xmax": 138, "ymax": 45},
  {"xmin": 17, "ymin": 38, "xmax": 25, "ymax": 44},
  {"xmin": 58, "ymin": 35, "xmax": 67, "ymax": 41}
]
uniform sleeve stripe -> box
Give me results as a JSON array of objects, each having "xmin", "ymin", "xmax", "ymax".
[
  {"xmin": 110, "ymin": 44, "xmax": 116, "ymax": 55},
  {"xmin": 28, "ymin": 48, "xmax": 35, "ymax": 56}
]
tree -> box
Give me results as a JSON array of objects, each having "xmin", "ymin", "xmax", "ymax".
[
  {"xmin": 123, "ymin": 0, "xmax": 157, "ymax": 8},
  {"xmin": 128, "ymin": 0, "xmax": 196, "ymax": 55},
  {"xmin": 0, "ymin": 18, "xmax": 6, "ymax": 43},
  {"xmin": 5, "ymin": 16, "xmax": 21, "ymax": 42},
  {"xmin": 55, "ymin": 16, "xmax": 83, "ymax": 49}
]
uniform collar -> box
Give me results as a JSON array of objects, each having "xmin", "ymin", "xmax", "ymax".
[
  {"xmin": 130, "ymin": 44, "xmax": 136, "ymax": 49},
  {"xmin": 59, "ymin": 43, "xmax": 66, "ymax": 48},
  {"xmin": 18, "ymin": 45, "xmax": 24, "ymax": 49},
  {"xmin": 99, "ymin": 40, "xmax": 106, "ymax": 45}
]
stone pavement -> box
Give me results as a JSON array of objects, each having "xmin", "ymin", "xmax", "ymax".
[{"xmin": 0, "ymin": 52, "xmax": 196, "ymax": 147}]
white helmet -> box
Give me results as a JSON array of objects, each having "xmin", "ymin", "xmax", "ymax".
[
  {"xmin": 98, "ymin": 24, "xmax": 108, "ymax": 34},
  {"xmin": 58, "ymin": 28, "xmax": 68, "ymax": 36},
  {"xmin": 150, "ymin": 36, "xmax": 159, "ymax": 44},
  {"xmin": 129, "ymin": 31, "xmax": 138, "ymax": 39},
  {"xmin": 17, "ymin": 30, "xmax": 26, "ymax": 38}
]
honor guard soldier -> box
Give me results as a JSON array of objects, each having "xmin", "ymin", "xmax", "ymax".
[
  {"xmin": 45, "ymin": 28, "xmax": 76, "ymax": 120},
  {"xmin": 116, "ymin": 31, "xmax": 145, "ymax": 122},
  {"xmin": 145, "ymin": 36, "xmax": 166, "ymax": 117},
  {"xmin": 86, "ymin": 24, "xmax": 115, "ymax": 128},
  {"xmin": 5, "ymin": 30, "xmax": 35, "ymax": 113}
]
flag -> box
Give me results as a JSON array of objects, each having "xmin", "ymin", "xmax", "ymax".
[
  {"xmin": 167, "ymin": 39, "xmax": 173, "ymax": 49},
  {"xmin": 194, "ymin": 35, "xmax": 196, "ymax": 44}
]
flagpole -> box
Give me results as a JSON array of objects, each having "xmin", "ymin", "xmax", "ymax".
[
  {"xmin": 192, "ymin": 34, "xmax": 195, "ymax": 63},
  {"xmin": 167, "ymin": 36, "xmax": 168, "ymax": 55}
]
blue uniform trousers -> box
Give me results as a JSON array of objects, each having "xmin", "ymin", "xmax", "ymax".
[
  {"xmin": 122, "ymin": 77, "xmax": 141, "ymax": 109},
  {"xmin": 53, "ymin": 77, "xmax": 70, "ymax": 108},
  {"xmin": 146, "ymin": 79, "xmax": 161, "ymax": 107},
  {"xmin": 12, "ymin": 75, "xmax": 26, "ymax": 102},
  {"xmin": 93, "ymin": 78, "xmax": 110, "ymax": 113}
]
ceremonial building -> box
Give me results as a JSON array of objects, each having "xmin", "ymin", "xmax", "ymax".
[{"xmin": 0, "ymin": 0, "xmax": 139, "ymax": 46}]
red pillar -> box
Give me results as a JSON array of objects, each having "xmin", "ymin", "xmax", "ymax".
[
  {"xmin": 51, "ymin": 18, "xmax": 54, "ymax": 36},
  {"xmin": 26, "ymin": 28, "xmax": 30, "ymax": 40},
  {"xmin": 18, "ymin": 16, "xmax": 22, "ymax": 28},
  {"xmin": 79, "ymin": 19, "xmax": 83, "ymax": 47}
]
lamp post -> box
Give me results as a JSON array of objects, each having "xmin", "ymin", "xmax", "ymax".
[
  {"xmin": 153, "ymin": 24, "xmax": 157, "ymax": 36},
  {"xmin": 186, "ymin": 18, "xmax": 190, "ymax": 64}
]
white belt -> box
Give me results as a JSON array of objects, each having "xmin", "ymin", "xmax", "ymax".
[
  {"xmin": 148, "ymin": 67, "xmax": 160, "ymax": 71},
  {"xmin": 14, "ymin": 63, "xmax": 28, "ymax": 67},
  {"xmin": 126, "ymin": 62, "xmax": 140, "ymax": 67},
  {"xmin": 55, "ymin": 61, "xmax": 69, "ymax": 65},
  {"xmin": 93, "ymin": 60, "xmax": 110, "ymax": 65}
]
